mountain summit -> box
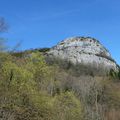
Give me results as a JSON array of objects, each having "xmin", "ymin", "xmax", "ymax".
[{"xmin": 47, "ymin": 37, "xmax": 118, "ymax": 70}]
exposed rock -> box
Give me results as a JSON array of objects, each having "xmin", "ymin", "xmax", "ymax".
[{"xmin": 47, "ymin": 37, "xmax": 118, "ymax": 71}]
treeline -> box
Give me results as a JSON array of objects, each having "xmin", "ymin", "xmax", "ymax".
[
  {"xmin": 0, "ymin": 51, "xmax": 119, "ymax": 120},
  {"xmin": 45, "ymin": 56, "xmax": 120, "ymax": 77},
  {"xmin": 0, "ymin": 52, "xmax": 83, "ymax": 120}
]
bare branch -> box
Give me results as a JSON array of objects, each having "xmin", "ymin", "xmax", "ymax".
[{"xmin": 0, "ymin": 17, "xmax": 8, "ymax": 32}]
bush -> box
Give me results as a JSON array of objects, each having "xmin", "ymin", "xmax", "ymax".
[
  {"xmin": 0, "ymin": 52, "xmax": 84, "ymax": 120},
  {"xmin": 0, "ymin": 52, "xmax": 54, "ymax": 120},
  {"xmin": 52, "ymin": 91, "xmax": 83, "ymax": 120}
]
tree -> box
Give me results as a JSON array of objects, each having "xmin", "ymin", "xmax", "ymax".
[
  {"xmin": 0, "ymin": 17, "xmax": 8, "ymax": 51},
  {"xmin": 0, "ymin": 17, "xmax": 8, "ymax": 32},
  {"xmin": 118, "ymin": 68, "xmax": 120, "ymax": 80},
  {"xmin": 53, "ymin": 91, "xmax": 82, "ymax": 120}
]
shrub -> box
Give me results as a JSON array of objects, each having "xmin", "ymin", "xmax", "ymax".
[{"xmin": 52, "ymin": 91, "xmax": 83, "ymax": 120}]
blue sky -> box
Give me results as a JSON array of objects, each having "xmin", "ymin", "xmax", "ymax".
[{"xmin": 0, "ymin": 0, "xmax": 120, "ymax": 64}]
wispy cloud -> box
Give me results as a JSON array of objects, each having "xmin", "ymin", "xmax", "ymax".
[
  {"xmin": 30, "ymin": 9, "xmax": 81, "ymax": 21},
  {"xmin": 26, "ymin": 0, "xmax": 99, "ymax": 22},
  {"xmin": 3, "ymin": 0, "xmax": 100, "ymax": 28}
]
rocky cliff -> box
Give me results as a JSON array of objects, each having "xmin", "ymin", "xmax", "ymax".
[{"xmin": 47, "ymin": 37, "xmax": 118, "ymax": 70}]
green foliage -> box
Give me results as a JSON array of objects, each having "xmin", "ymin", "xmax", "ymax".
[
  {"xmin": 52, "ymin": 91, "xmax": 82, "ymax": 120},
  {"xmin": 0, "ymin": 52, "xmax": 84, "ymax": 120},
  {"xmin": 118, "ymin": 68, "xmax": 120, "ymax": 79},
  {"xmin": 109, "ymin": 69, "xmax": 117, "ymax": 78},
  {"xmin": 0, "ymin": 52, "xmax": 52, "ymax": 119},
  {"xmin": 1, "ymin": 61, "xmax": 34, "ymax": 91},
  {"xmin": 0, "ymin": 51, "xmax": 120, "ymax": 120},
  {"xmin": 38, "ymin": 48, "xmax": 50, "ymax": 52},
  {"xmin": 109, "ymin": 68, "xmax": 120, "ymax": 81}
]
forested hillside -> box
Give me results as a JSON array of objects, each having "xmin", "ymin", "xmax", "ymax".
[
  {"xmin": 0, "ymin": 49, "xmax": 119, "ymax": 120},
  {"xmin": 0, "ymin": 17, "xmax": 120, "ymax": 120}
]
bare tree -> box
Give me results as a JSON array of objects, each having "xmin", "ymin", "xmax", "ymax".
[
  {"xmin": 0, "ymin": 17, "xmax": 8, "ymax": 51},
  {"xmin": 0, "ymin": 17, "xmax": 8, "ymax": 33}
]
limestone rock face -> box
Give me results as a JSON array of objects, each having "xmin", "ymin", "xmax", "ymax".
[{"xmin": 47, "ymin": 37, "xmax": 118, "ymax": 70}]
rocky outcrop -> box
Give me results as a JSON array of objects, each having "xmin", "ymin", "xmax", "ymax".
[{"xmin": 47, "ymin": 37, "xmax": 118, "ymax": 71}]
